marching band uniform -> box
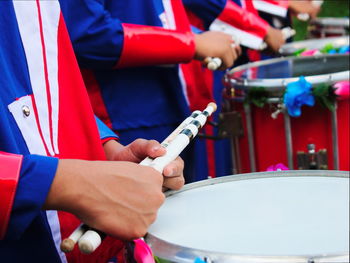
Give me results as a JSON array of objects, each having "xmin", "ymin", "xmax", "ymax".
[
  {"xmin": 0, "ymin": 1, "xmax": 123, "ymax": 262},
  {"xmin": 182, "ymin": 0, "xmax": 272, "ymax": 178},
  {"xmin": 59, "ymin": 0, "xmax": 201, "ymax": 182}
]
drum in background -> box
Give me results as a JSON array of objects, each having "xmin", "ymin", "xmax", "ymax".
[
  {"xmin": 308, "ymin": 17, "xmax": 349, "ymax": 38},
  {"xmin": 146, "ymin": 171, "xmax": 349, "ymax": 263},
  {"xmin": 223, "ymin": 54, "xmax": 349, "ymax": 173},
  {"xmin": 279, "ymin": 36, "xmax": 349, "ymax": 56}
]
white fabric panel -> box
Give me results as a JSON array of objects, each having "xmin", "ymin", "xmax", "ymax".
[
  {"xmin": 40, "ymin": 1, "xmax": 60, "ymax": 155},
  {"xmin": 252, "ymin": 0, "xmax": 288, "ymax": 18},
  {"xmin": 8, "ymin": 96, "xmax": 47, "ymax": 155},
  {"xmin": 13, "ymin": 1, "xmax": 55, "ymax": 156},
  {"xmin": 46, "ymin": 211, "xmax": 68, "ymax": 263},
  {"xmin": 162, "ymin": 0, "xmax": 176, "ymax": 30}
]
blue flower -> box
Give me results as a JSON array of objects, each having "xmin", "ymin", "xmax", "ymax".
[{"xmin": 283, "ymin": 76, "xmax": 315, "ymax": 117}]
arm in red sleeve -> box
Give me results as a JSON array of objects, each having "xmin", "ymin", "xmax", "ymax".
[
  {"xmin": 209, "ymin": 0, "xmax": 270, "ymax": 50},
  {"xmin": 1, "ymin": 154, "xmax": 58, "ymax": 240},
  {"xmin": 0, "ymin": 152, "xmax": 22, "ymax": 239},
  {"xmin": 115, "ymin": 23, "xmax": 195, "ymax": 68}
]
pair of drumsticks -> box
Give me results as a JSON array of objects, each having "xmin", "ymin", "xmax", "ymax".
[{"xmin": 60, "ymin": 102, "xmax": 217, "ymax": 254}]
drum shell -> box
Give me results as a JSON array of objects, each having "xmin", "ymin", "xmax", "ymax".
[
  {"xmin": 146, "ymin": 170, "xmax": 349, "ymax": 263},
  {"xmin": 224, "ymin": 54, "xmax": 349, "ymax": 172},
  {"xmin": 233, "ymin": 100, "xmax": 349, "ymax": 172}
]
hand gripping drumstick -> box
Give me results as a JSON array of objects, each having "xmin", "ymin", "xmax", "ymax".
[
  {"xmin": 204, "ymin": 36, "xmax": 241, "ymax": 71},
  {"xmin": 259, "ymin": 27, "xmax": 296, "ymax": 50},
  {"xmin": 60, "ymin": 103, "xmax": 217, "ymax": 254},
  {"xmin": 297, "ymin": 0, "xmax": 323, "ymax": 21},
  {"xmin": 141, "ymin": 109, "xmax": 202, "ymax": 166}
]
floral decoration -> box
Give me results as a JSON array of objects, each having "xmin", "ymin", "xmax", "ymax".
[{"xmin": 283, "ymin": 76, "xmax": 315, "ymax": 117}]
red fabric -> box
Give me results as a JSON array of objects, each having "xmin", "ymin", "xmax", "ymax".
[
  {"xmin": 57, "ymin": 14, "xmax": 125, "ymax": 262},
  {"xmin": 56, "ymin": 14, "xmax": 106, "ymax": 161},
  {"xmin": 185, "ymin": 9, "xmax": 205, "ymax": 31},
  {"xmin": 262, "ymin": 0, "xmax": 289, "ymax": 8},
  {"xmin": 116, "ymin": 23, "xmax": 195, "ymax": 68},
  {"xmin": 82, "ymin": 69, "xmax": 113, "ymax": 130},
  {"xmin": 180, "ymin": 62, "xmax": 214, "ymax": 112},
  {"xmin": 0, "ymin": 152, "xmax": 23, "ymax": 239},
  {"xmin": 217, "ymin": 0, "xmax": 269, "ymax": 39},
  {"xmin": 171, "ymin": 0, "xmax": 192, "ymax": 32}
]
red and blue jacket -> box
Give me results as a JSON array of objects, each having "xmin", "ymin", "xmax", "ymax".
[
  {"xmin": 59, "ymin": 0, "xmax": 196, "ymax": 135},
  {"xmin": 0, "ymin": 1, "xmax": 121, "ymax": 262}
]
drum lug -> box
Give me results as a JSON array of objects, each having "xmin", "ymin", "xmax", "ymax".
[{"xmin": 297, "ymin": 144, "xmax": 328, "ymax": 170}]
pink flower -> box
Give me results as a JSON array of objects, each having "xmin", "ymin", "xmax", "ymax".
[
  {"xmin": 300, "ymin": 49, "xmax": 321, "ymax": 56},
  {"xmin": 266, "ymin": 163, "xmax": 289, "ymax": 171},
  {"xmin": 333, "ymin": 81, "xmax": 350, "ymax": 100}
]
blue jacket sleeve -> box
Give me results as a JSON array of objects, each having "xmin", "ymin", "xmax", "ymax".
[
  {"xmin": 95, "ymin": 116, "xmax": 119, "ymax": 142},
  {"xmin": 59, "ymin": 0, "xmax": 124, "ymax": 69},
  {"xmin": 5, "ymin": 155, "xmax": 58, "ymax": 240}
]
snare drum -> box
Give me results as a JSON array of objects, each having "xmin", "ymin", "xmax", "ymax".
[
  {"xmin": 146, "ymin": 171, "xmax": 349, "ymax": 263},
  {"xmin": 223, "ymin": 54, "xmax": 349, "ymax": 173},
  {"xmin": 279, "ymin": 36, "xmax": 349, "ymax": 56},
  {"xmin": 308, "ymin": 17, "xmax": 349, "ymax": 38}
]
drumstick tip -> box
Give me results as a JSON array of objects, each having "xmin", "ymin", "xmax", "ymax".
[
  {"xmin": 60, "ymin": 238, "xmax": 76, "ymax": 253},
  {"xmin": 208, "ymin": 102, "xmax": 217, "ymax": 112}
]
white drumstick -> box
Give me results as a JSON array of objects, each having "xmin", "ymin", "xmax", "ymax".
[
  {"xmin": 147, "ymin": 102, "xmax": 217, "ymax": 172},
  {"xmin": 205, "ymin": 57, "xmax": 222, "ymax": 71},
  {"xmin": 61, "ymin": 103, "xmax": 217, "ymax": 254},
  {"xmin": 140, "ymin": 110, "xmax": 202, "ymax": 166},
  {"xmin": 60, "ymin": 223, "xmax": 89, "ymax": 253}
]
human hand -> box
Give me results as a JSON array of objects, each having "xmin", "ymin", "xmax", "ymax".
[
  {"xmin": 103, "ymin": 139, "xmax": 185, "ymax": 191},
  {"xmin": 288, "ymin": 0, "xmax": 321, "ymax": 20},
  {"xmin": 44, "ymin": 159, "xmax": 165, "ymax": 240},
  {"xmin": 264, "ymin": 27, "xmax": 286, "ymax": 53},
  {"xmin": 194, "ymin": 31, "xmax": 240, "ymax": 70}
]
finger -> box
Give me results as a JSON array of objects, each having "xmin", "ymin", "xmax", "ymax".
[
  {"xmin": 162, "ymin": 157, "xmax": 184, "ymax": 177},
  {"xmin": 163, "ymin": 176, "xmax": 185, "ymax": 191},
  {"xmin": 129, "ymin": 139, "xmax": 166, "ymax": 161}
]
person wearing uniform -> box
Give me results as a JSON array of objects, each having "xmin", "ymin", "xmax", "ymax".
[
  {"xmin": 59, "ymin": 0, "xmax": 238, "ymax": 183},
  {"xmin": 0, "ymin": 1, "xmax": 184, "ymax": 262},
  {"xmin": 182, "ymin": 0, "xmax": 286, "ymax": 178}
]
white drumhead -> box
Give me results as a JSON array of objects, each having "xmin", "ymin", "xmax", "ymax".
[{"xmin": 148, "ymin": 174, "xmax": 349, "ymax": 256}]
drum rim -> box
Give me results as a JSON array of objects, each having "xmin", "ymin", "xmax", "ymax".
[
  {"xmin": 146, "ymin": 170, "xmax": 350, "ymax": 263},
  {"xmin": 279, "ymin": 36, "xmax": 349, "ymax": 55},
  {"xmin": 310, "ymin": 17, "xmax": 350, "ymax": 27},
  {"xmin": 225, "ymin": 54, "xmax": 350, "ymax": 90}
]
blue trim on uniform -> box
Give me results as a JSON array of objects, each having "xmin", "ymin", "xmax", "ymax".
[
  {"xmin": 95, "ymin": 116, "xmax": 118, "ymax": 141},
  {"xmin": 6, "ymin": 155, "xmax": 58, "ymax": 240}
]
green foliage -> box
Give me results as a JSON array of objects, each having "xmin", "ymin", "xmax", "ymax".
[
  {"xmin": 293, "ymin": 0, "xmax": 350, "ymax": 41},
  {"xmin": 312, "ymin": 83, "xmax": 337, "ymax": 111},
  {"xmin": 244, "ymin": 87, "xmax": 269, "ymax": 108}
]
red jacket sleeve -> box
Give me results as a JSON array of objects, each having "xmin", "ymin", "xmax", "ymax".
[{"xmin": 0, "ymin": 152, "xmax": 22, "ymax": 239}]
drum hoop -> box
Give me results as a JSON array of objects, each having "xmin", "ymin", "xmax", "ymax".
[
  {"xmin": 311, "ymin": 17, "xmax": 350, "ymax": 27},
  {"xmin": 146, "ymin": 170, "xmax": 350, "ymax": 263},
  {"xmin": 279, "ymin": 36, "xmax": 349, "ymax": 56},
  {"xmin": 226, "ymin": 54, "xmax": 349, "ymax": 91}
]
